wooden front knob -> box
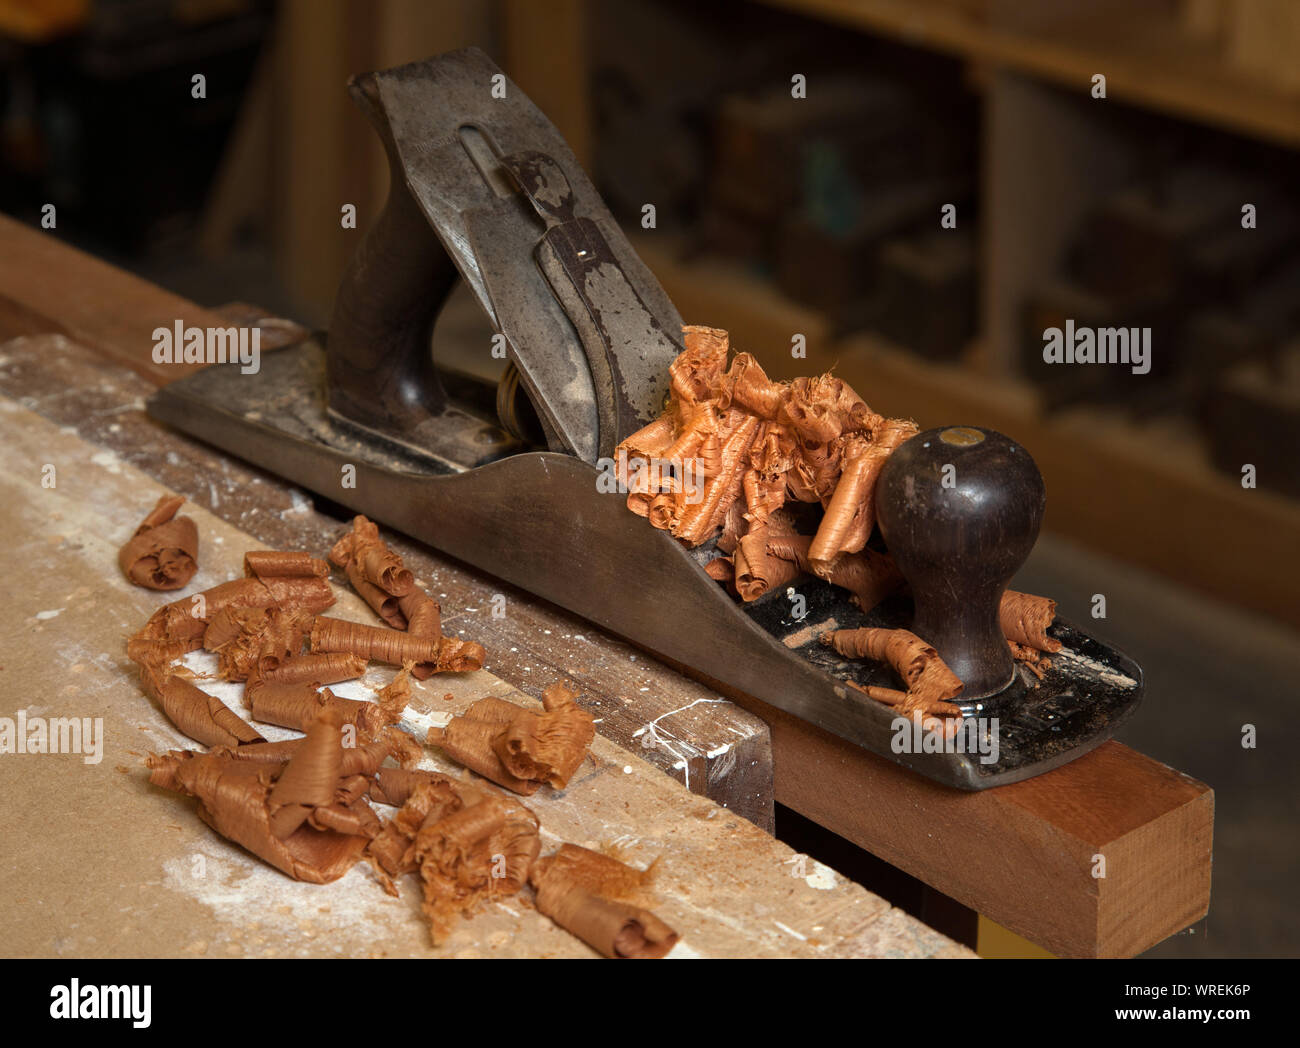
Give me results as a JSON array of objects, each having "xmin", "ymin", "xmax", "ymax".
[{"xmin": 875, "ymin": 426, "xmax": 1045, "ymax": 700}]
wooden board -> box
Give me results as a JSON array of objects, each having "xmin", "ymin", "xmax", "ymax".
[
  {"xmin": 757, "ymin": 0, "xmax": 1300, "ymax": 148},
  {"xmin": 0, "ymin": 399, "xmax": 965, "ymax": 958},
  {"xmin": 748, "ymin": 693, "xmax": 1214, "ymax": 958},
  {"xmin": 0, "ymin": 218, "xmax": 230, "ymax": 385}
]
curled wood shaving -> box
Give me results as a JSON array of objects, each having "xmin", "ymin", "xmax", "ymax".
[
  {"xmin": 327, "ymin": 517, "xmax": 486, "ymax": 678},
  {"xmin": 128, "ymin": 574, "xmax": 335, "ymax": 667},
  {"xmin": 243, "ymin": 550, "xmax": 329, "ymax": 579},
  {"xmin": 147, "ymin": 705, "xmax": 377, "ymax": 884},
  {"xmin": 428, "ymin": 685, "xmax": 595, "ymax": 794},
  {"xmin": 807, "ymin": 418, "xmax": 917, "ymax": 576},
  {"xmin": 729, "ymin": 529, "xmax": 904, "ymax": 613},
  {"xmin": 255, "ymin": 652, "xmax": 367, "ymax": 686},
  {"xmin": 492, "ymin": 684, "xmax": 596, "ymax": 789},
  {"xmin": 366, "ymin": 779, "xmax": 467, "ymax": 892},
  {"xmin": 118, "ymin": 495, "xmax": 199, "ymax": 591},
  {"xmin": 370, "ymin": 766, "xmax": 459, "ymax": 808},
  {"xmin": 202, "ymin": 606, "xmax": 312, "ymax": 681},
  {"xmin": 139, "ymin": 661, "xmax": 264, "ymax": 748},
  {"xmin": 329, "ymin": 515, "xmax": 414, "ymax": 598},
  {"xmin": 427, "ymin": 711, "xmax": 541, "ymax": 796},
  {"xmin": 310, "ymin": 615, "xmax": 440, "ymax": 666},
  {"xmin": 345, "ymin": 562, "xmax": 405, "ymax": 628},
  {"xmin": 244, "ymin": 679, "xmax": 398, "ymax": 735},
  {"xmin": 822, "ymin": 627, "xmax": 964, "ymax": 718},
  {"xmin": 1000, "ymin": 590, "xmax": 1062, "ymax": 653},
  {"xmin": 414, "ymin": 792, "xmax": 541, "ymax": 944},
  {"xmin": 617, "ymin": 327, "xmax": 918, "ymax": 613},
  {"xmin": 530, "ymin": 844, "xmax": 677, "ymax": 959},
  {"xmin": 1009, "ymin": 640, "xmax": 1050, "ymax": 680}
]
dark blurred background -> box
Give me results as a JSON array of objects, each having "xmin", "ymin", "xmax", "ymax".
[{"xmin": 2, "ymin": 0, "xmax": 1297, "ymax": 958}]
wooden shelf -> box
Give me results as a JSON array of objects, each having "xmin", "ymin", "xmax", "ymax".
[
  {"xmin": 758, "ymin": 0, "xmax": 1300, "ymax": 148},
  {"xmin": 635, "ymin": 233, "xmax": 1300, "ymax": 631}
]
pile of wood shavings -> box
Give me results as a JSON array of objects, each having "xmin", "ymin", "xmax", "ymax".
[
  {"xmin": 617, "ymin": 326, "xmax": 1063, "ymax": 718},
  {"xmin": 124, "ymin": 514, "xmax": 674, "ymax": 956}
]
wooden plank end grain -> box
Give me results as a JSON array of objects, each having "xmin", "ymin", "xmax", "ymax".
[
  {"xmin": 744, "ymin": 686, "xmax": 1213, "ymax": 958},
  {"xmin": 1002, "ymin": 743, "xmax": 1214, "ymax": 958}
]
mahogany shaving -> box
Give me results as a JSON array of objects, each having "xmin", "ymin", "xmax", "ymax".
[
  {"xmin": 427, "ymin": 714, "xmax": 541, "ymax": 795},
  {"xmin": 530, "ymin": 844, "xmax": 677, "ymax": 959},
  {"xmin": 377, "ymin": 661, "xmax": 414, "ymax": 715},
  {"xmin": 616, "ymin": 329, "xmax": 917, "ymax": 588},
  {"xmin": 1009, "ymin": 641, "xmax": 1050, "ymax": 679},
  {"xmin": 733, "ymin": 528, "xmax": 802, "ymax": 602},
  {"xmin": 370, "ymin": 766, "xmax": 461, "ymax": 808},
  {"xmin": 724, "ymin": 530, "xmax": 903, "ymax": 613},
  {"xmin": 139, "ymin": 661, "xmax": 263, "ymax": 748},
  {"xmin": 148, "ymin": 706, "xmax": 375, "ymax": 883},
  {"xmin": 118, "ymin": 495, "xmax": 199, "ymax": 591},
  {"xmin": 127, "ymin": 630, "xmax": 202, "ymax": 666},
  {"xmin": 428, "ymin": 635, "xmax": 487, "ymax": 677},
  {"xmin": 414, "ymin": 792, "xmax": 540, "ymax": 944},
  {"xmin": 203, "ymin": 606, "xmax": 311, "ymax": 681},
  {"xmin": 346, "ymin": 562, "xmax": 406, "ymax": 628},
  {"xmin": 128, "ymin": 574, "xmax": 335, "ymax": 667},
  {"xmin": 366, "ymin": 780, "xmax": 467, "ymax": 891},
  {"xmin": 199, "ymin": 736, "xmax": 395, "ymax": 777},
  {"xmin": 329, "ymin": 515, "xmax": 414, "ymax": 596},
  {"xmin": 395, "ymin": 590, "xmax": 441, "ymax": 678},
  {"xmin": 255, "ymin": 652, "xmax": 367, "ymax": 686},
  {"xmin": 267, "ymin": 706, "xmax": 347, "ymax": 838},
  {"xmin": 245, "ymin": 680, "xmax": 397, "ymax": 735},
  {"xmin": 822, "ymin": 627, "xmax": 964, "ymax": 717},
  {"xmin": 311, "ymin": 615, "xmax": 439, "ymax": 666},
  {"xmin": 329, "ymin": 517, "xmax": 486, "ymax": 679},
  {"xmin": 807, "ymin": 418, "xmax": 917, "ymax": 575},
  {"xmin": 244, "ymin": 550, "xmax": 329, "ymax": 579},
  {"xmin": 428, "ymin": 686, "xmax": 595, "ymax": 793},
  {"xmin": 398, "ymin": 591, "xmax": 441, "ymax": 639},
  {"xmin": 704, "ymin": 557, "xmax": 735, "ymax": 584},
  {"xmin": 492, "ymin": 684, "xmax": 596, "ymax": 789},
  {"xmin": 1000, "ymin": 590, "xmax": 1062, "ymax": 653},
  {"xmin": 377, "ymin": 725, "xmax": 424, "ymax": 769}
]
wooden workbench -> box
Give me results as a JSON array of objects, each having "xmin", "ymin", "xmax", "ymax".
[
  {"xmin": 0, "ymin": 216, "xmax": 1213, "ymax": 956},
  {"xmin": 0, "ymin": 389, "xmax": 962, "ymax": 957}
]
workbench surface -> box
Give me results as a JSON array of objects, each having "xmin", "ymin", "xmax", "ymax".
[{"xmin": 0, "ymin": 336, "xmax": 973, "ymax": 958}]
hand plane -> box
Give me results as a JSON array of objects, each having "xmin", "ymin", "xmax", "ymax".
[{"xmin": 148, "ymin": 48, "xmax": 1142, "ymax": 790}]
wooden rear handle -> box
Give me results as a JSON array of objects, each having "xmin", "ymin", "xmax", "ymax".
[{"xmin": 326, "ymin": 73, "xmax": 454, "ymax": 435}]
